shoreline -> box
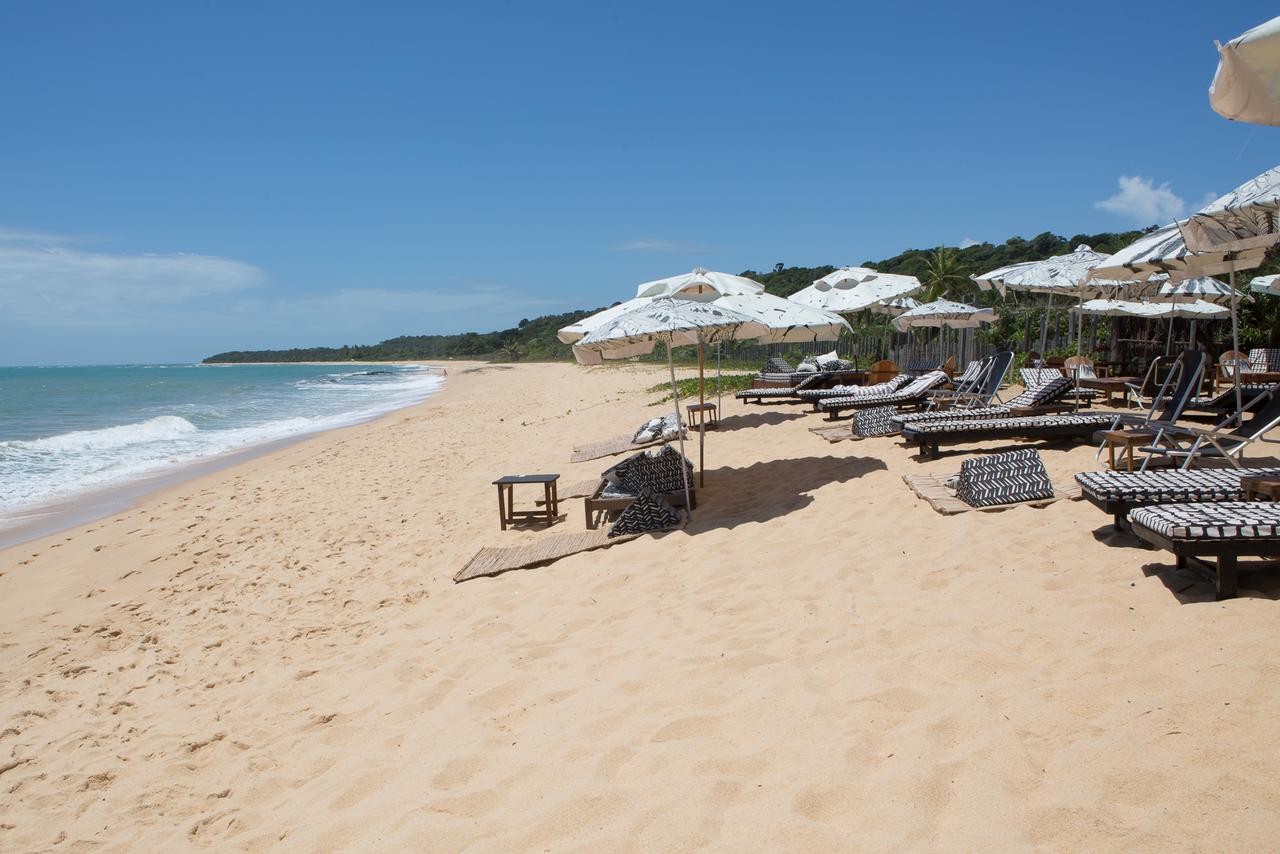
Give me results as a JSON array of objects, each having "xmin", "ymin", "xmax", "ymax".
[{"xmin": 0, "ymin": 361, "xmax": 466, "ymax": 554}]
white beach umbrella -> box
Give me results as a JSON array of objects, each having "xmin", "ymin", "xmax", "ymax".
[
  {"xmin": 790, "ymin": 269, "xmax": 923, "ymax": 313},
  {"xmin": 866, "ymin": 296, "xmax": 921, "ymax": 316},
  {"xmin": 1071, "ymin": 299, "xmax": 1228, "ymax": 319},
  {"xmin": 1146, "ymin": 276, "xmax": 1237, "ymax": 304},
  {"xmin": 1179, "ymin": 165, "xmax": 1280, "ymax": 256},
  {"xmin": 891, "ymin": 299, "xmax": 995, "ymax": 332},
  {"xmin": 633, "ymin": 267, "xmax": 765, "ymax": 299},
  {"xmin": 1209, "ymin": 17, "xmax": 1280, "ymax": 126},
  {"xmin": 1087, "ymin": 222, "xmax": 1268, "ymax": 283},
  {"xmin": 575, "ymin": 298, "xmax": 769, "ymax": 494},
  {"xmin": 1090, "ymin": 225, "xmax": 1264, "ymax": 420},
  {"xmin": 972, "ymin": 244, "xmax": 1133, "ymax": 358},
  {"xmin": 1251, "ymin": 273, "xmax": 1280, "ymax": 296}
]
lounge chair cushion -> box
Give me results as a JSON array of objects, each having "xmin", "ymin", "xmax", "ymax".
[
  {"xmin": 608, "ymin": 489, "xmax": 680, "ymax": 537},
  {"xmin": 1249, "ymin": 349, "xmax": 1280, "ymax": 372},
  {"xmin": 1075, "ymin": 468, "xmax": 1280, "ymax": 503},
  {"xmin": 761, "ymin": 357, "xmax": 793, "ymax": 374},
  {"xmin": 1129, "ymin": 502, "xmax": 1280, "ymax": 540},
  {"xmin": 853, "ymin": 406, "xmax": 897, "ymax": 438},
  {"xmin": 953, "ymin": 448, "xmax": 1054, "ymax": 508},
  {"xmin": 607, "ymin": 445, "xmax": 693, "ymax": 495},
  {"xmin": 904, "ymin": 413, "xmax": 1112, "ymax": 434}
]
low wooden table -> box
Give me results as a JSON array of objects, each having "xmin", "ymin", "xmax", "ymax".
[
  {"xmin": 1242, "ymin": 475, "xmax": 1280, "ymax": 502},
  {"xmin": 493, "ymin": 473, "xmax": 559, "ymax": 530},
  {"xmin": 686, "ymin": 402, "xmax": 717, "ymax": 430},
  {"xmin": 1241, "ymin": 371, "xmax": 1280, "ymax": 384},
  {"xmin": 1102, "ymin": 430, "xmax": 1154, "ymax": 472},
  {"xmin": 1079, "ymin": 376, "xmax": 1139, "ymax": 407}
]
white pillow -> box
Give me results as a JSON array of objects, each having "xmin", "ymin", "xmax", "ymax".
[{"xmin": 815, "ymin": 350, "xmax": 841, "ymax": 368}]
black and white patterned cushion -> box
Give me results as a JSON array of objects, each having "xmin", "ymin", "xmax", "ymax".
[
  {"xmin": 890, "ymin": 377, "xmax": 1077, "ymax": 430},
  {"xmin": 819, "ymin": 372, "xmax": 945, "ymax": 411},
  {"xmin": 853, "ymin": 406, "xmax": 898, "ymax": 437},
  {"xmin": 953, "ymin": 448, "xmax": 1054, "ymax": 507},
  {"xmin": 1249, "ymin": 348, "xmax": 1280, "ymax": 372},
  {"xmin": 761, "ymin": 357, "xmax": 794, "ymax": 374},
  {"xmin": 905, "ymin": 413, "xmax": 1113, "ymax": 434},
  {"xmin": 1074, "ymin": 467, "xmax": 1280, "ymax": 503},
  {"xmin": 607, "ymin": 489, "xmax": 680, "ymax": 537},
  {"xmin": 1130, "ymin": 502, "xmax": 1280, "ymax": 540},
  {"xmin": 607, "ymin": 446, "xmax": 693, "ymax": 495},
  {"xmin": 1020, "ymin": 367, "xmax": 1062, "ymax": 388}
]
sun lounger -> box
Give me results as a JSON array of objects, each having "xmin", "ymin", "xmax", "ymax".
[
  {"xmin": 890, "ymin": 377, "xmax": 1075, "ymax": 432},
  {"xmin": 1138, "ymin": 384, "xmax": 1280, "ymax": 470},
  {"xmin": 796, "ymin": 374, "xmax": 911, "ymax": 406},
  {"xmin": 1249, "ymin": 348, "xmax": 1280, "ymax": 373},
  {"xmin": 1076, "ymin": 466, "xmax": 1280, "ymax": 530},
  {"xmin": 929, "ymin": 351, "xmax": 1013, "ymax": 409},
  {"xmin": 818, "ymin": 371, "xmax": 948, "ymax": 419},
  {"xmin": 900, "ymin": 412, "xmax": 1115, "ymax": 459},
  {"xmin": 736, "ymin": 370, "xmax": 835, "ymax": 403},
  {"xmin": 1185, "ymin": 383, "xmax": 1272, "ymax": 414},
  {"xmin": 1095, "ymin": 350, "xmax": 1207, "ymax": 470},
  {"xmin": 1129, "ymin": 502, "xmax": 1280, "ymax": 599},
  {"xmin": 1021, "ymin": 366, "xmax": 1097, "ymax": 405}
]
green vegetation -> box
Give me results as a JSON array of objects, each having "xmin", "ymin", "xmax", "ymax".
[
  {"xmin": 204, "ymin": 228, "xmax": 1280, "ymax": 364},
  {"xmin": 646, "ymin": 374, "xmax": 755, "ymax": 405}
]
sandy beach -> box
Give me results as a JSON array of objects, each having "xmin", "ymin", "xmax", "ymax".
[{"xmin": 3, "ymin": 359, "xmax": 1280, "ymax": 851}]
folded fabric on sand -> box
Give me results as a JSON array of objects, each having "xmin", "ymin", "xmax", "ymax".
[{"xmin": 633, "ymin": 413, "xmax": 685, "ymax": 444}]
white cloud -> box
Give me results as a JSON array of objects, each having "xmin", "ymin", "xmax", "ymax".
[
  {"xmin": 614, "ymin": 237, "xmax": 705, "ymax": 253},
  {"xmin": 1094, "ymin": 176, "xmax": 1187, "ymax": 224},
  {"xmin": 0, "ymin": 245, "xmax": 265, "ymax": 326},
  {"xmin": 958, "ymin": 237, "xmax": 981, "ymax": 249},
  {"xmin": 0, "ymin": 225, "xmax": 84, "ymax": 244},
  {"xmin": 0, "ymin": 233, "xmax": 570, "ymax": 363}
]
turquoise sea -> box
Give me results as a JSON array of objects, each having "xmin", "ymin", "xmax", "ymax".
[{"xmin": 0, "ymin": 363, "xmax": 443, "ymax": 536}]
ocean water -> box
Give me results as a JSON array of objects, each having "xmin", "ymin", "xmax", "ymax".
[{"xmin": 0, "ymin": 363, "xmax": 443, "ymax": 530}]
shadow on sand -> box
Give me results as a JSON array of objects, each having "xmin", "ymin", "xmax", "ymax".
[
  {"xmin": 1140, "ymin": 560, "xmax": 1280, "ymax": 604},
  {"xmin": 711, "ymin": 411, "xmax": 808, "ymax": 431},
  {"xmin": 685, "ymin": 455, "xmax": 887, "ymax": 531}
]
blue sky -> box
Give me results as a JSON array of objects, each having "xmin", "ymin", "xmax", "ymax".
[{"xmin": 1, "ymin": 1, "xmax": 1275, "ymax": 364}]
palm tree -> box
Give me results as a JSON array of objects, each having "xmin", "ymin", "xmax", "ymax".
[
  {"xmin": 496, "ymin": 341, "xmax": 525, "ymax": 362},
  {"xmin": 920, "ymin": 247, "xmax": 971, "ymax": 302}
]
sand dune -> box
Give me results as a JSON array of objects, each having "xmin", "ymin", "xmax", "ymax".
[{"xmin": 3, "ymin": 361, "xmax": 1280, "ymax": 851}]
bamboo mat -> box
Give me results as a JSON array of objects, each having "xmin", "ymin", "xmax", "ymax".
[
  {"xmin": 537, "ymin": 478, "xmax": 598, "ymax": 505},
  {"xmin": 903, "ymin": 474, "xmax": 1082, "ymax": 515},
  {"xmin": 569, "ymin": 435, "xmax": 667, "ymax": 463},
  {"xmin": 454, "ymin": 531, "xmax": 640, "ymax": 582}
]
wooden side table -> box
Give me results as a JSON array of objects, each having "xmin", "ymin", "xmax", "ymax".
[
  {"xmin": 686, "ymin": 402, "xmax": 717, "ymax": 430},
  {"xmin": 1242, "ymin": 475, "xmax": 1280, "ymax": 502},
  {"xmin": 1102, "ymin": 430, "xmax": 1153, "ymax": 472},
  {"xmin": 493, "ymin": 474, "xmax": 559, "ymax": 530}
]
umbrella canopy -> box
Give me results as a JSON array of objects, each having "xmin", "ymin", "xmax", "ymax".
[
  {"xmin": 1179, "ymin": 165, "xmax": 1280, "ymax": 255},
  {"xmin": 867, "ymin": 296, "xmax": 921, "ymax": 316},
  {"xmin": 574, "ymin": 298, "xmax": 768, "ymax": 359},
  {"xmin": 1148, "ymin": 276, "xmax": 1238, "ymax": 304},
  {"xmin": 1071, "ymin": 299, "xmax": 1229, "ymax": 319},
  {"xmin": 790, "ymin": 269, "xmax": 923, "ymax": 313},
  {"xmin": 1086, "ymin": 222, "xmax": 1270, "ymax": 284},
  {"xmin": 1209, "ymin": 16, "xmax": 1280, "ymax": 126},
  {"xmin": 633, "ymin": 267, "xmax": 764, "ymax": 300},
  {"xmin": 972, "ymin": 245, "xmax": 1120, "ymax": 297},
  {"xmin": 1251, "ymin": 273, "xmax": 1280, "ymax": 295},
  {"xmin": 892, "ymin": 299, "xmax": 995, "ymax": 332},
  {"xmin": 557, "ymin": 297, "xmax": 651, "ymax": 345}
]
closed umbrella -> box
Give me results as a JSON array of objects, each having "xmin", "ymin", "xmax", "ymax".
[
  {"xmin": 1209, "ymin": 17, "xmax": 1280, "ymax": 126},
  {"xmin": 575, "ymin": 298, "xmax": 769, "ymax": 497}
]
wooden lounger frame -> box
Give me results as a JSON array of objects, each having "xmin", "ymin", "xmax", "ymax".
[
  {"xmin": 1130, "ymin": 526, "xmax": 1279, "ymax": 600},
  {"xmin": 901, "ymin": 419, "xmax": 1107, "ymax": 460}
]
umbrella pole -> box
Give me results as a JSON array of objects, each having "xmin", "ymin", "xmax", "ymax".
[
  {"xmin": 715, "ymin": 342, "xmax": 722, "ymax": 412},
  {"xmin": 1038, "ymin": 294, "xmax": 1052, "ymax": 361},
  {"xmin": 1165, "ymin": 315, "xmax": 1174, "ymax": 356},
  {"xmin": 667, "ymin": 342, "xmax": 693, "ymax": 522},
  {"xmin": 697, "ymin": 342, "xmax": 706, "ymax": 487},
  {"xmin": 1230, "ymin": 271, "xmax": 1243, "ymax": 425},
  {"xmin": 699, "ymin": 342, "xmax": 705, "ymax": 406}
]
